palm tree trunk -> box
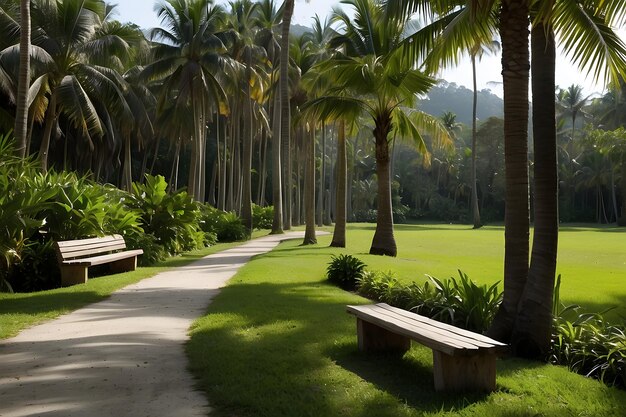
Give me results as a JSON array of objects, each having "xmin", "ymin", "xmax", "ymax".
[
  {"xmin": 303, "ymin": 126, "xmax": 317, "ymax": 244},
  {"xmin": 317, "ymin": 122, "xmax": 326, "ymax": 226},
  {"xmin": 39, "ymin": 92, "xmax": 57, "ymax": 172},
  {"xmin": 471, "ymin": 54, "xmax": 482, "ymax": 229},
  {"xmin": 241, "ymin": 56, "xmax": 254, "ymax": 235},
  {"xmin": 513, "ymin": 21, "xmax": 558, "ymax": 359},
  {"xmin": 487, "ymin": 0, "xmax": 530, "ymax": 342},
  {"xmin": 280, "ymin": 0, "xmax": 294, "ymax": 230},
  {"xmin": 15, "ymin": 0, "xmax": 31, "ymax": 158},
  {"xmin": 271, "ymin": 81, "xmax": 284, "ymax": 234},
  {"xmin": 617, "ymin": 151, "xmax": 626, "ymax": 226},
  {"xmin": 370, "ymin": 112, "xmax": 397, "ymax": 257},
  {"xmin": 331, "ymin": 120, "xmax": 347, "ymax": 247},
  {"xmin": 121, "ymin": 135, "xmax": 132, "ymax": 192}
]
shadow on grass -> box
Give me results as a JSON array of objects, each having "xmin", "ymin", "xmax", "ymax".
[{"xmin": 187, "ymin": 281, "xmax": 500, "ymax": 417}]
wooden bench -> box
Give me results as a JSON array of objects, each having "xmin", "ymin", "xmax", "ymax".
[
  {"xmin": 54, "ymin": 235, "xmax": 143, "ymax": 286},
  {"xmin": 347, "ymin": 303, "xmax": 508, "ymax": 392}
]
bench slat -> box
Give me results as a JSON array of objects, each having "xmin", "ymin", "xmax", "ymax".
[
  {"xmin": 62, "ymin": 249, "xmax": 144, "ymax": 267},
  {"xmin": 56, "ymin": 235, "xmax": 124, "ymax": 249},
  {"xmin": 364, "ymin": 304, "xmax": 497, "ymax": 350},
  {"xmin": 348, "ymin": 305, "xmax": 476, "ymax": 355},
  {"xmin": 376, "ymin": 303, "xmax": 507, "ymax": 348},
  {"xmin": 58, "ymin": 242, "xmax": 128, "ymax": 259},
  {"xmin": 347, "ymin": 303, "xmax": 506, "ymax": 356}
]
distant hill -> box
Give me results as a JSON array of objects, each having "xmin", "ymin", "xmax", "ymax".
[
  {"xmin": 291, "ymin": 24, "xmax": 311, "ymax": 37},
  {"xmin": 419, "ymin": 81, "xmax": 504, "ymax": 125}
]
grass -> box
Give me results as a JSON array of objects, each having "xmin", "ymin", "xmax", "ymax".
[
  {"xmin": 0, "ymin": 232, "xmax": 266, "ymax": 340},
  {"xmin": 314, "ymin": 224, "xmax": 626, "ymax": 320},
  {"xmin": 187, "ymin": 228, "xmax": 626, "ymax": 417}
]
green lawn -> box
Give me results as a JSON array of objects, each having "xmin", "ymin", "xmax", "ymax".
[
  {"xmin": 319, "ymin": 224, "xmax": 626, "ymax": 319},
  {"xmin": 187, "ymin": 225, "xmax": 626, "ymax": 417}
]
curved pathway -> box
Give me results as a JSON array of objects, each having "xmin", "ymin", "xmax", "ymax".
[{"xmin": 0, "ymin": 232, "xmax": 325, "ymax": 417}]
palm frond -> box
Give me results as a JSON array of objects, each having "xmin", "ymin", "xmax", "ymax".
[
  {"xmin": 56, "ymin": 74, "xmax": 103, "ymax": 143},
  {"xmin": 554, "ymin": 1, "xmax": 626, "ymax": 87}
]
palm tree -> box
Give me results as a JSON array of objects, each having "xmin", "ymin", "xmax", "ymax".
[
  {"xmin": 305, "ymin": 0, "xmax": 449, "ymax": 256},
  {"xmin": 142, "ymin": 0, "xmax": 229, "ymax": 201},
  {"xmin": 226, "ymin": 0, "xmax": 266, "ymax": 235},
  {"xmin": 390, "ymin": 0, "xmax": 626, "ymax": 355},
  {"xmin": 26, "ymin": 0, "xmax": 136, "ymax": 172},
  {"xmin": 558, "ymin": 84, "xmax": 590, "ymax": 143},
  {"xmin": 278, "ymin": 0, "xmax": 293, "ymax": 230},
  {"xmin": 14, "ymin": 0, "xmax": 29, "ymax": 158}
]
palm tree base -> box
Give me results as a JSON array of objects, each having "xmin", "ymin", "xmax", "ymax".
[{"xmin": 369, "ymin": 246, "xmax": 397, "ymax": 257}]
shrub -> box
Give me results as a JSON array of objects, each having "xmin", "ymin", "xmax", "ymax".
[
  {"xmin": 356, "ymin": 270, "xmax": 502, "ymax": 333},
  {"xmin": 124, "ymin": 231, "xmax": 167, "ymax": 266},
  {"xmin": 252, "ymin": 204, "xmax": 273, "ymax": 230},
  {"xmin": 550, "ymin": 276, "xmax": 626, "ymax": 388},
  {"xmin": 326, "ymin": 254, "xmax": 366, "ymax": 291},
  {"xmin": 352, "ymin": 209, "xmax": 377, "ymax": 223},
  {"xmin": 129, "ymin": 175, "xmax": 204, "ymax": 255},
  {"xmin": 200, "ymin": 206, "xmax": 247, "ymax": 242}
]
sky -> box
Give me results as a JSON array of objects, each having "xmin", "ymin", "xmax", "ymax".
[{"xmin": 114, "ymin": 0, "xmax": 626, "ymax": 98}]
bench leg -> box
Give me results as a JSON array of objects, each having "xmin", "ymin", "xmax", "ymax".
[
  {"xmin": 109, "ymin": 256, "xmax": 137, "ymax": 274},
  {"xmin": 60, "ymin": 266, "xmax": 88, "ymax": 286},
  {"xmin": 432, "ymin": 350, "xmax": 497, "ymax": 392},
  {"xmin": 356, "ymin": 318, "xmax": 411, "ymax": 353}
]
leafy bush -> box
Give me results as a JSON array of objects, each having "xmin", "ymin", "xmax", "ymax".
[
  {"xmin": 326, "ymin": 254, "xmax": 366, "ymax": 291},
  {"xmin": 252, "ymin": 204, "xmax": 273, "ymax": 230},
  {"xmin": 356, "ymin": 270, "xmax": 502, "ymax": 333},
  {"xmin": 352, "ymin": 209, "xmax": 377, "ymax": 223},
  {"xmin": 129, "ymin": 175, "xmax": 205, "ymax": 255},
  {"xmin": 550, "ymin": 276, "xmax": 626, "ymax": 388},
  {"xmin": 34, "ymin": 173, "xmax": 142, "ymax": 240},
  {"xmin": 124, "ymin": 231, "xmax": 167, "ymax": 266},
  {"xmin": 200, "ymin": 205, "xmax": 247, "ymax": 242}
]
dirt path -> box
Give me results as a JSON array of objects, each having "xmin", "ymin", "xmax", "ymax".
[{"xmin": 0, "ymin": 232, "xmax": 324, "ymax": 417}]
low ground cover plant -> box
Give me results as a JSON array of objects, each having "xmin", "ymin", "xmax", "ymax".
[
  {"xmin": 332, "ymin": 254, "xmax": 626, "ymax": 388},
  {"xmin": 326, "ymin": 254, "xmax": 367, "ymax": 291}
]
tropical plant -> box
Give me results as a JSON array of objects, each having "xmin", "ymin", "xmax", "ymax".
[
  {"xmin": 325, "ymin": 254, "xmax": 366, "ymax": 291},
  {"xmin": 252, "ymin": 204, "xmax": 273, "ymax": 229},
  {"xmin": 129, "ymin": 174, "xmax": 205, "ymax": 255},
  {"xmin": 356, "ymin": 269, "xmax": 502, "ymax": 333}
]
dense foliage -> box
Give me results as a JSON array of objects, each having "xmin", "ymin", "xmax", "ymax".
[
  {"xmin": 357, "ymin": 269, "xmax": 501, "ymax": 333},
  {"xmin": 0, "ymin": 138, "xmax": 253, "ymax": 293}
]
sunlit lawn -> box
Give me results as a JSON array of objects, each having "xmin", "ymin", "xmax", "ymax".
[
  {"xmin": 319, "ymin": 223, "xmax": 626, "ymax": 320},
  {"xmin": 187, "ymin": 223, "xmax": 626, "ymax": 417}
]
